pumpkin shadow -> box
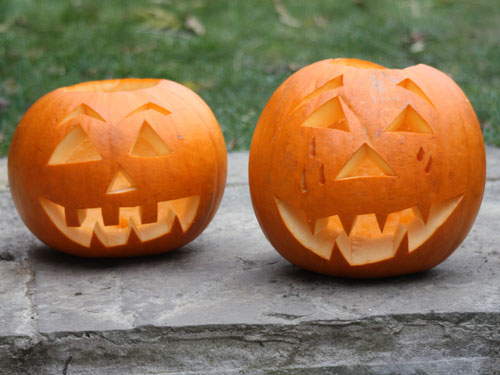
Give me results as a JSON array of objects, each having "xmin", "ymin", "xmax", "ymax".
[
  {"xmin": 29, "ymin": 243, "xmax": 198, "ymax": 271},
  {"xmin": 273, "ymin": 261, "xmax": 441, "ymax": 288}
]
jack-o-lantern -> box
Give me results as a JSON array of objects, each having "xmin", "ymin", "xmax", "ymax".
[
  {"xmin": 9, "ymin": 79, "xmax": 227, "ymax": 257},
  {"xmin": 249, "ymin": 59, "xmax": 485, "ymax": 278}
]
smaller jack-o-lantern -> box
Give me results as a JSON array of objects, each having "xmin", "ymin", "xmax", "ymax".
[
  {"xmin": 249, "ymin": 59, "xmax": 486, "ymax": 278},
  {"xmin": 9, "ymin": 79, "xmax": 227, "ymax": 257}
]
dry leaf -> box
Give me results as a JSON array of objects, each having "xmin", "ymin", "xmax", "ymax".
[
  {"xmin": 272, "ymin": 0, "xmax": 300, "ymax": 28},
  {"xmin": 3, "ymin": 78, "xmax": 19, "ymax": 95},
  {"xmin": 0, "ymin": 96, "xmax": 10, "ymax": 112},
  {"xmin": 409, "ymin": 40, "xmax": 425, "ymax": 53},
  {"xmin": 0, "ymin": 22, "xmax": 11, "ymax": 33},
  {"xmin": 409, "ymin": 31, "xmax": 427, "ymax": 53},
  {"xmin": 313, "ymin": 15, "xmax": 327, "ymax": 27},
  {"xmin": 353, "ymin": 0, "xmax": 366, "ymax": 8},
  {"xmin": 137, "ymin": 7, "xmax": 181, "ymax": 31},
  {"xmin": 185, "ymin": 14, "xmax": 205, "ymax": 35}
]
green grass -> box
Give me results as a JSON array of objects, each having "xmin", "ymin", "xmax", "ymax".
[{"xmin": 1, "ymin": 0, "xmax": 499, "ymax": 154}]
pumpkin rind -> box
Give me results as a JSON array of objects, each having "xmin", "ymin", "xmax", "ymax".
[
  {"xmin": 9, "ymin": 78, "xmax": 227, "ymax": 257},
  {"xmin": 249, "ymin": 59, "xmax": 485, "ymax": 278}
]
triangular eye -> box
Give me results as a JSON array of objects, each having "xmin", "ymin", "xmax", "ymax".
[
  {"xmin": 385, "ymin": 106, "xmax": 433, "ymax": 134},
  {"xmin": 48, "ymin": 125, "xmax": 102, "ymax": 165},
  {"xmin": 302, "ymin": 96, "xmax": 350, "ymax": 132},
  {"xmin": 129, "ymin": 121, "xmax": 170, "ymax": 157}
]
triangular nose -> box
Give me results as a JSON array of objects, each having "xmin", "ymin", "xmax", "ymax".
[
  {"xmin": 107, "ymin": 167, "xmax": 138, "ymax": 194},
  {"xmin": 336, "ymin": 144, "xmax": 396, "ymax": 180}
]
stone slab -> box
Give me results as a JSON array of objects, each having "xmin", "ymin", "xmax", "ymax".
[
  {"xmin": 0, "ymin": 148, "xmax": 500, "ymax": 374},
  {"xmin": 0, "ymin": 157, "xmax": 7, "ymax": 192}
]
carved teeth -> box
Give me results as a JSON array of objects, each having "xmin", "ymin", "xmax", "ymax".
[
  {"xmin": 338, "ymin": 214, "xmax": 357, "ymax": 236},
  {"xmin": 414, "ymin": 202, "xmax": 431, "ymax": 224},
  {"xmin": 275, "ymin": 194, "xmax": 464, "ymax": 266},
  {"xmin": 65, "ymin": 207, "xmax": 86, "ymax": 227},
  {"xmin": 375, "ymin": 213, "xmax": 388, "ymax": 233},
  {"xmin": 101, "ymin": 205, "xmax": 120, "ymax": 226},
  {"xmin": 39, "ymin": 196, "xmax": 200, "ymax": 248},
  {"xmin": 140, "ymin": 202, "xmax": 159, "ymax": 224}
]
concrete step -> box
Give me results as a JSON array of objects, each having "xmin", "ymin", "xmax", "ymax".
[{"xmin": 1, "ymin": 148, "xmax": 500, "ymax": 374}]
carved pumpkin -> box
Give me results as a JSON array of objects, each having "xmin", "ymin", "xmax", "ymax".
[
  {"xmin": 9, "ymin": 79, "xmax": 227, "ymax": 257},
  {"xmin": 249, "ymin": 59, "xmax": 485, "ymax": 278}
]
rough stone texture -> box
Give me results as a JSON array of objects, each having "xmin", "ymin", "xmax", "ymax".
[
  {"xmin": 0, "ymin": 149, "xmax": 500, "ymax": 374},
  {"xmin": 0, "ymin": 157, "xmax": 7, "ymax": 192}
]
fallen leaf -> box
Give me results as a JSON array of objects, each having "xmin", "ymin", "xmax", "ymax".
[
  {"xmin": 287, "ymin": 62, "xmax": 300, "ymax": 72},
  {"xmin": 353, "ymin": 0, "xmax": 366, "ymax": 8},
  {"xmin": 0, "ymin": 22, "xmax": 12, "ymax": 33},
  {"xmin": 313, "ymin": 15, "xmax": 327, "ymax": 27},
  {"xmin": 49, "ymin": 65, "xmax": 66, "ymax": 75},
  {"xmin": 3, "ymin": 78, "xmax": 19, "ymax": 95},
  {"xmin": 409, "ymin": 32, "xmax": 427, "ymax": 53},
  {"xmin": 410, "ymin": 31, "xmax": 427, "ymax": 43},
  {"xmin": 409, "ymin": 40, "xmax": 425, "ymax": 53},
  {"xmin": 185, "ymin": 14, "xmax": 205, "ymax": 35},
  {"xmin": 137, "ymin": 7, "xmax": 182, "ymax": 31},
  {"xmin": 272, "ymin": 0, "xmax": 300, "ymax": 28},
  {"xmin": 0, "ymin": 96, "xmax": 10, "ymax": 112}
]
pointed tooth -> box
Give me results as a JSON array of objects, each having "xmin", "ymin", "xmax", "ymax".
[
  {"xmin": 375, "ymin": 213, "xmax": 388, "ymax": 233},
  {"xmin": 128, "ymin": 221, "xmax": 143, "ymax": 246},
  {"xmin": 414, "ymin": 202, "xmax": 431, "ymax": 224},
  {"xmin": 338, "ymin": 214, "xmax": 357, "ymax": 236},
  {"xmin": 304, "ymin": 212, "xmax": 317, "ymax": 234},
  {"xmin": 306, "ymin": 218, "xmax": 316, "ymax": 234},
  {"xmin": 101, "ymin": 205, "xmax": 120, "ymax": 226},
  {"xmin": 93, "ymin": 219, "xmax": 131, "ymax": 247},
  {"xmin": 89, "ymin": 227, "xmax": 108, "ymax": 251},
  {"xmin": 393, "ymin": 231, "xmax": 409, "ymax": 259},
  {"xmin": 329, "ymin": 242, "xmax": 352, "ymax": 273},
  {"xmin": 313, "ymin": 216, "xmax": 331, "ymax": 236},
  {"xmin": 170, "ymin": 215, "xmax": 184, "ymax": 235},
  {"xmin": 65, "ymin": 207, "xmax": 86, "ymax": 227},
  {"xmin": 393, "ymin": 223, "xmax": 408, "ymax": 253},
  {"xmin": 140, "ymin": 202, "xmax": 158, "ymax": 224},
  {"xmin": 334, "ymin": 231, "xmax": 352, "ymax": 264}
]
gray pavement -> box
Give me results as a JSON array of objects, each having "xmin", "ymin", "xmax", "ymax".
[{"xmin": 0, "ymin": 148, "xmax": 499, "ymax": 374}]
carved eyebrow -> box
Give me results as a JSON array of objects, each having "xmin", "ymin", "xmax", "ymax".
[
  {"xmin": 125, "ymin": 102, "xmax": 171, "ymax": 119},
  {"xmin": 397, "ymin": 78, "xmax": 434, "ymax": 107},
  {"xmin": 60, "ymin": 104, "xmax": 105, "ymax": 125},
  {"xmin": 294, "ymin": 74, "xmax": 344, "ymax": 110}
]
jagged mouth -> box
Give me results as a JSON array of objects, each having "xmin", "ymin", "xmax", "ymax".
[
  {"xmin": 40, "ymin": 196, "xmax": 200, "ymax": 248},
  {"xmin": 275, "ymin": 194, "xmax": 464, "ymax": 265}
]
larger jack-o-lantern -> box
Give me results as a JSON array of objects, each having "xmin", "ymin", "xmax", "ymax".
[
  {"xmin": 9, "ymin": 79, "xmax": 227, "ymax": 257},
  {"xmin": 249, "ymin": 59, "xmax": 485, "ymax": 278}
]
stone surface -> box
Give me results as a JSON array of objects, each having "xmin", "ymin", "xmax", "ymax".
[
  {"xmin": 0, "ymin": 149, "xmax": 500, "ymax": 374},
  {"xmin": 0, "ymin": 157, "xmax": 7, "ymax": 192}
]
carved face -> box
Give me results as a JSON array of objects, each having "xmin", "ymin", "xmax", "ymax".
[
  {"xmin": 249, "ymin": 59, "xmax": 485, "ymax": 278},
  {"xmin": 9, "ymin": 79, "xmax": 227, "ymax": 257}
]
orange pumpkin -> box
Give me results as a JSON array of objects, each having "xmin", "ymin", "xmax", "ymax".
[
  {"xmin": 9, "ymin": 79, "xmax": 227, "ymax": 257},
  {"xmin": 249, "ymin": 58, "xmax": 486, "ymax": 278}
]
